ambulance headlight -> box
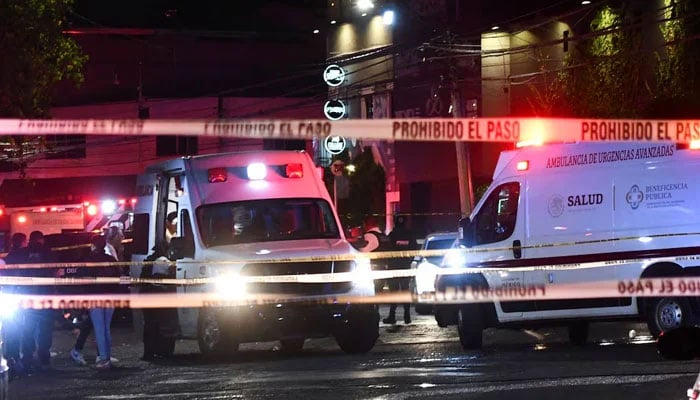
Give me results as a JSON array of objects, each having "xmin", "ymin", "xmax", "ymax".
[
  {"xmin": 352, "ymin": 256, "xmax": 373, "ymax": 286},
  {"xmin": 415, "ymin": 261, "xmax": 439, "ymax": 295},
  {"xmin": 0, "ymin": 293, "xmax": 19, "ymax": 319},
  {"xmin": 443, "ymin": 248, "xmax": 467, "ymax": 269},
  {"xmin": 214, "ymin": 272, "xmax": 247, "ymax": 300}
]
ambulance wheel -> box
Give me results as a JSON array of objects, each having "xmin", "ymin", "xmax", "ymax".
[
  {"xmin": 280, "ymin": 338, "xmax": 305, "ymax": 353},
  {"xmin": 197, "ymin": 310, "xmax": 239, "ymax": 356},
  {"xmin": 335, "ymin": 307, "xmax": 379, "ymax": 354},
  {"xmin": 568, "ymin": 321, "xmax": 589, "ymax": 346},
  {"xmin": 457, "ymin": 304, "xmax": 484, "ymax": 350},
  {"xmin": 647, "ymin": 297, "xmax": 689, "ymax": 337}
]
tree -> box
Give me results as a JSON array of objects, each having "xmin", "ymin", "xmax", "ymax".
[
  {"xmin": 527, "ymin": 1, "xmax": 699, "ymax": 119},
  {"xmin": 0, "ymin": 0, "xmax": 87, "ymax": 175}
]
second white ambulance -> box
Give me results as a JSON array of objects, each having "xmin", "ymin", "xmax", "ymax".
[{"xmin": 434, "ymin": 141, "xmax": 700, "ymax": 349}]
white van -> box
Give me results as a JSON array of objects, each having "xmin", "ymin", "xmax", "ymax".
[
  {"xmin": 434, "ymin": 142, "xmax": 700, "ymax": 349},
  {"xmin": 129, "ymin": 150, "xmax": 378, "ymax": 355}
]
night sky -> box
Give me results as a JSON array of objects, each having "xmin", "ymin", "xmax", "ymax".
[
  {"xmin": 70, "ymin": 0, "xmax": 327, "ymax": 33},
  {"xmin": 69, "ymin": 0, "xmax": 578, "ymax": 33}
]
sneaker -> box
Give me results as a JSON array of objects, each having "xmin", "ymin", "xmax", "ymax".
[
  {"xmin": 96, "ymin": 356, "xmax": 119, "ymax": 364},
  {"xmin": 382, "ymin": 316, "xmax": 397, "ymax": 324},
  {"xmin": 71, "ymin": 349, "xmax": 87, "ymax": 366},
  {"xmin": 95, "ymin": 360, "xmax": 112, "ymax": 371}
]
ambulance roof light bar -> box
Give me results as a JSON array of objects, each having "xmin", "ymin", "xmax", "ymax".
[
  {"xmin": 285, "ymin": 163, "xmax": 303, "ymax": 178},
  {"xmin": 247, "ymin": 163, "xmax": 267, "ymax": 180},
  {"xmin": 208, "ymin": 167, "xmax": 228, "ymax": 183}
]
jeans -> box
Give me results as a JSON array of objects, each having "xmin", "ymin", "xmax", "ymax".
[
  {"xmin": 22, "ymin": 310, "xmax": 54, "ymax": 366},
  {"xmin": 89, "ymin": 308, "xmax": 114, "ymax": 363}
]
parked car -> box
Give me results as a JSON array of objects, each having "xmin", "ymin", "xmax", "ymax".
[{"xmin": 410, "ymin": 231, "xmax": 458, "ymax": 315}]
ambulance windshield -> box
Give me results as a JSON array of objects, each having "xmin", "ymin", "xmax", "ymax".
[{"xmin": 197, "ymin": 198, "xmax": 340, "ymax": 246}]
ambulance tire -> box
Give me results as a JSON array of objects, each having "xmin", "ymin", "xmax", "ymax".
[
  {"xmin": 568, "ymin": 321, "xmax": 589, "ymax": 346},
  {"xmin": 457, "ymin": 304, "xmax": 484, "ymax": 350},
  {"xmin": 646, "ymin": 297, "xmax": 690, "ymax": 337},
  {"xmin": 335, "ymin": 307, "xmax": 379, "ymax": 354},
  {"xmin": 280, "ymin": 338, "xmax": 305, "ymax": 353},
  {"xmin": 197, "ymin": 310, "xmax": 239, "ymax": 357}
]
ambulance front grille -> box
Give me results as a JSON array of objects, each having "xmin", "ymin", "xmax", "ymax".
[{"xmin": 241, "ymin": 261, "xmax": 354, "ymax": 295}]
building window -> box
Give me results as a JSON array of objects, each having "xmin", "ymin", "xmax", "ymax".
[
  {"xmin": 156, "ymin": 136, "xmax": 198, "ymax": 156},
  {"xmin": 45, "ymin": 135, "xmax": 87, "ymax": 159}
]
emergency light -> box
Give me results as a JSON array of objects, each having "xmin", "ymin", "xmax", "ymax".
[
  {"xmin": 285, "ymin": 163, "xmax": 303, "ymax": 178},
  {"xmin": 691, "ymin": 140, "xmax": 700, "ymax": 150},
  {"xmin": 86, "ymin": 204, "xmax": 98, "ymax": 217},
  {"xmin": 516, "ymin": 160, "xmax": 529, "ymax": 171},
  {"xmin": 247, "ymin": 163, "xmax": 267, "ymax": 180},
  {"xmin": 208, "ymin": 167, "xmax": 228, "ymax": 183}
]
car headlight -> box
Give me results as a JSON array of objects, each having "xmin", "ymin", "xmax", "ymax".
[
  {"xmin": 415, "ymin": 261, "xmax": 439, "ymax": 294},
  {"xmin": 443, "ymin": 248, "xmax": 467, "ymax": 269},
  {"xmin": 352, "ymin": 256, "xmax": 373, "ymax": 286},
  {"xmin": 214, "ymin": 272, "xmax": 247, "ymax": 300}
]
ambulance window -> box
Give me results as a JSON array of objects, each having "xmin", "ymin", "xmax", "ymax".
[
  {"xmin": 197, "ymin": 198, "xmax": 340, "ymax": 247},
  {"xmin": 473, "ymin": 182, "xmax": 520, "ymax": 244},
  {"xmin": 180, "ymin": 209, "xmax": 195, "ymax": 257}
]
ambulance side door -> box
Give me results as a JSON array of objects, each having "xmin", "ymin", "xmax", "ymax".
[{"xmin": 469, "ymin": 180, "xmax": 526, "ymax": 321}]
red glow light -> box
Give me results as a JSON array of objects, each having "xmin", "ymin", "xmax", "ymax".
[
  {"xmin": 208, "ymin": 167, "xmax": 228, "ymax": 183},
  {"xmin": 86, "ymin": 204, "xmax": 98, "ymax": 216},
  {"xmin": 286, "ymin": 163, "xmax": 303, "ymax": 178}
]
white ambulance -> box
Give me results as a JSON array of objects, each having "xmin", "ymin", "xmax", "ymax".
[
  {"xmin": 434, "ymin": 141, "xmax": 700, "ymax": 349},
  {"xmin": 129, "ymin": 150, "xmax": 378, "ymax": 355}
]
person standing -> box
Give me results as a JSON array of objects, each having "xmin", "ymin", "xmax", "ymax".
[
  {"xmin": 22, "ymin": 231, "xmax": 57, "ymax": 371},
  {"xmin": 383, "ymin": 215, "xmax": 418, "ymax": 325},
  {"xmin": 106, "ymin": 226, "xmax": 125, "ymax": 263},
  {"xmin": 68, "ymin": 235, "xmax": 119, "ymax": 366},
  {"xmin": 2, "ymin": 233, "xmax": 28, "ymax": 378},
  {"xmin": 356, "ymin": 216, "xmax": 392, "ymax": 295},
  {"xmin": 82, "ymin": 235, "xmax": 121, "ymax": 371},
  {"xmin": 139, "ymin": 242, "xmax": 179, "ymax": 361}
]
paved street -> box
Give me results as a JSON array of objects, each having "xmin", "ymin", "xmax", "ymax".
[{"xmin": 7, "ymin": 306, "xmax": 700, "ymax": 400}]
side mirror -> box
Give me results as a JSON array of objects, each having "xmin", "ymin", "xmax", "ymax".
[
  {"xmin": 458, "ymin": 217, "xmax": 476, "ymax": 248},
  {"xmin": 168, "ymin": 237, "xmax": 194, "ymax": 260},
  {"xmin": 656, "ymin": 326, "xmax": 700, "ymax": 360}
]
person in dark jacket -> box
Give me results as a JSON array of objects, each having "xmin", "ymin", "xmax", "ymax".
[
  {"xmin": 82, "ymin": 235, "xmax": 121, "ymax": 370},
  {"xmin": 383, "ymin": 216, "xmax": 419, "ymax": 325},
  {"xmin": 139, "ymin": 242, "xmax": 179, "ymax": 361},
  {"xmin": 22, "ymin": 231, "xmax": 57, "ymax": 371}
]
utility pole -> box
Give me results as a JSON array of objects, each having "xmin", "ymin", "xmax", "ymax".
[{"xmin": 447, "ymin": 32, "xmax": 474, "ymax": 217}]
